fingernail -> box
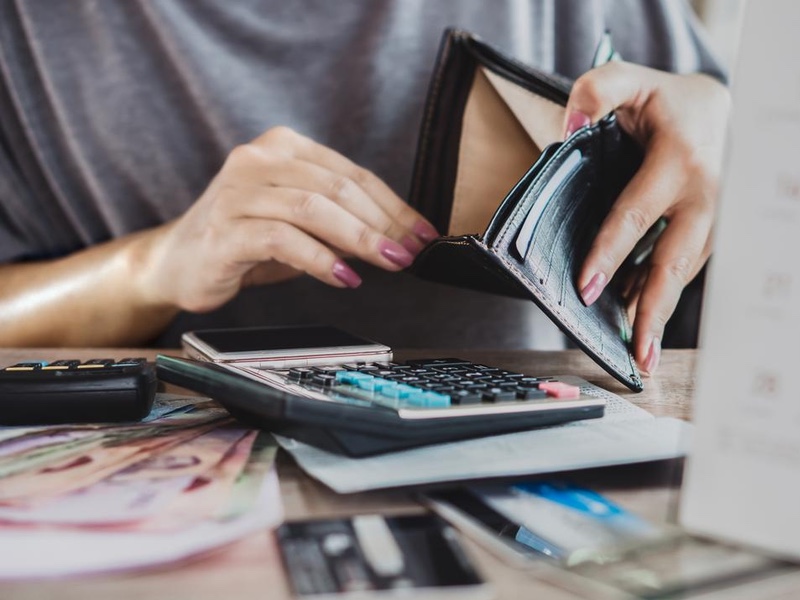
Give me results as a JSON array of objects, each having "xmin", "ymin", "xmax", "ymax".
[
  {"xmin": 400, "ymin": 235, "xmax": 423, "ymax": 255},
  {"xmin": 332, "ymin": 260, "xmax": 362, "ymax": 288},
  {"xmin": 580, "ymin": 272, "xmax": 607, "ymax": 306},
  {"xmin": 379, "ymin": 239, "xmax": 415, "ymax": 268},
  {"xmin": 412, "ymin": 220, "xmax": 440, "ymax": 243},
  {"xmin": 564, "ymin": 110, "xmax": 591, "ymax": 138},
  {"xmin": 643, "ymin": 337, "xmax": 661, "ymax": 375}
]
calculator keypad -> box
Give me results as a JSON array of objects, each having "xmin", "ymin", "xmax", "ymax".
[{"xmin": 286, "ymin": 358, "xmax": 580, "ymax": 410}]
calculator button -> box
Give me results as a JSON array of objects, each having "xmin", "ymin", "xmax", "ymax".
[
  {"xmin": 112, "ymin": 358, "xmax": 147, "ymax": 367},
  {"xmin": 288, "ymin": 367, "xmax": 314, "ymax": 382},
  {"xmin": 312, "ymin": 374, "xmax": 336, "ymax": 387},
  {"xmin": 496, "ymin": 370, "xmax": 524, "ymax": 379},
  {"xmin": 517, "ymin": 387, "xmax": 548, "ymax": 400},
  {"xmin": 339, "ymin": 363, "xmax": 366, "ymax": 370},
  {"xmin": 311, "ymin": 366, "xmax": 341, "ymax": 375},
  {"xmin": 386, "ymin": 364, "xmax": 412, "ymax": 371},
  {"xmin": 451, "ymin": 390, "xmax": 482, "ymax": 405},
  {"xmin": 41, "ymin": 360, "xmax": 81, "ymax": 370},
  {"xmin": 520, "ymin": 376, "xmax": 554, "ymax": 385},
  {"xmin": 76, "ymin": 358, "xmax": 115, "ymax": 369},
  {"xmin": 4, "ymin": 361, "xmax": 48, "ymax": 371},
  {"xmin": 431, "ymin": 366, "xmax": 469, "ymax": 373},
  {"xmin": 427, "ymin": 385, "xmax": 456, "ymax": 394},
  {"xmin": 482, "ymin": 388, "xmax": 517, "ymax": 402},
  {"xmin": 419, "ymin": 391, "xmax": 450, "ymax": 408},
  {"xmin": 538, "ymin": 381, "xmax": 581, "ymax": 399}
]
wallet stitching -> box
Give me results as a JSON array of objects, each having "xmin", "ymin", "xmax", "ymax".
[
  {"xmin": 490, "ymin": 127, "xmax": 640, "ymax": 383},
  {"xmin": 497, "ymin": 253, "xmax": 639, "ymax": 384}
]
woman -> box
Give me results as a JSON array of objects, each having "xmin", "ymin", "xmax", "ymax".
[{"xmin": 0, "ymin": 0, "xmax": 729, "ymax": 374}]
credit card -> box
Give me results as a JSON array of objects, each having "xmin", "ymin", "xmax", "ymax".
[
  {"xmin": 276, "ymin": 514, "xmax": 490, "ymax": 598},
  {"xmin": 477, "ymin": 480, "xmax": 663, "ymax": 564}
]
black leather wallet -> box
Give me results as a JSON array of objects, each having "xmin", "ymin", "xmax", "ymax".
[{"xmin": 408, "ymin": 30, "xmax": 644, "ymax": 391}]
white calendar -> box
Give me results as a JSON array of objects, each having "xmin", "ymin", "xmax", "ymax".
[{"xmin": 680, "ymin": 0, "xmax": 800, "ymax": 559}]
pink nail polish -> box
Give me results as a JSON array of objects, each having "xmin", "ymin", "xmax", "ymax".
[
  {"xmin": 400, "ymin": 235, "xmax": 423, "ymax": 255},
  {"xmin": 332, "ymin": 260, "xmax": 362, "ymax": 288},
  {"xmin": 580, "ymin": 272, "xmax": 607, "ymax": 306},
  {"xmin": 412, "ymin": 220, "xmax": 440, "ymax": 243},
  {"xmin": 565, "ymin": 110, "xmax": 591, "ymax": 138},
  {"xmin": 379, "ymin": 239, "xmax": 414, "ymax": 268},
  {"xmin": 644, "ymin": 337, "xmax": 661, "ymax": 375}
]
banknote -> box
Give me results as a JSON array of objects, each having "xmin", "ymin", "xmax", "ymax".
[
  {"xmin": 110, "ymin": 424, "xmax": 247, "ymax": 482},
  {"xmin": 140, "ymin": 429, "xmax": 257, "ymax": 530},
  {"xmin": 219, "ymin": 432, "xmax": 279, "ymax": 519},
  {"xmin": 0, "ymin": 429, "xmax": 99, "ymax": 461},
  {"xmin": 0, "ymin": 393, "xmax": 279, "ymax": 539},
  {"xmin": 0, "ymin": 473, "xmax": 194, "ymax": 525},
  {"xmin": 0, "ymin": 423, "xmax": 257, "ymax": 523},
  {"xmin": 0, "ymin": 427, "xmax": 208, "ymax": 503},
  {"xmin": 0, "ymin": 404, "xmax": 230, "ymax": 481}
]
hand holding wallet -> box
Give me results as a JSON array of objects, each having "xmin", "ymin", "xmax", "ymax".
[{"xmin": 408, "ymin": 30, "xmax": 644, "ymax": 391}]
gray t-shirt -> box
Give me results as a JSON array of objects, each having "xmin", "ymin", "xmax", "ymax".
[{"xmin": 0, "ymin": 0, "xmax": 721, "ymax": 348}]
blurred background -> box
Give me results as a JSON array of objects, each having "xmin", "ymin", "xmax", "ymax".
[{"xmin": 691, "ymin": 0, "xmax": 745, "ymax": 69}]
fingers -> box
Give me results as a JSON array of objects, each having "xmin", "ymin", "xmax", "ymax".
[
  {"xmin": 251, "ymin": 127, "xmax": 439, "ymax": 244},
  {"xmin": 563, "ymin": 61, "xmax": 659, "ymax": 138},
  {"xmin": 240, "ymin": 155, "xmax": 423, "ymax": 253},
  {"xmin": 578, "ymin": 137, "xmax": 683, "ymax": 305},
  {"xmin": 229, "ymin": 187, "xmax": 417, "ymax": 272},
  {"xmin": 563, "ymin": 63, "xmax": 726, "ymax": 376},
  {"xmin": 630, "ymin": 208, "xmax": 712, "ymax": 374},
  {"xmin": 223, "ymin": 219, "xmax": 363, "ymax": 290},
  {"xmin": 576, "ymin": 134, "xmax": 713, "ymax": 375}
]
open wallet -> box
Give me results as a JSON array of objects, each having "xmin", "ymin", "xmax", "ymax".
[{"xmin": 408, "ymin": 29, "xmax": 644, "ymax": 392}]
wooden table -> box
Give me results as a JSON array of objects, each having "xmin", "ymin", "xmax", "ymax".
[{"xmin": 1, "ymin": 348, "xmax": 798, "ymax": 599}]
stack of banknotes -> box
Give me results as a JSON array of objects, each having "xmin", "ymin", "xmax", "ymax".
[{"xmin": 0, "ymin": 394, "xmax": 282, "ymax": 578}]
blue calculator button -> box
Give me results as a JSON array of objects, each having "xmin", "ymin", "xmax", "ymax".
[
  {"xmin": 421, "ymin": 391, "xmax": 451, "ymax": 408},
  {"xmin": 379, "ymin": 383, "xmax": 400, "ymax": 399}
]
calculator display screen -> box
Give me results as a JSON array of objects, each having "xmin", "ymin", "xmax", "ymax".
[{"xmin": 191, "ymin": 325, "xmax": 378, "ymax": 354}]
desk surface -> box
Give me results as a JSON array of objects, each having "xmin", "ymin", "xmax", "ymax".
[{"xmin": 1, "ymin": 348, "xmax": 797, "ymax": 599}]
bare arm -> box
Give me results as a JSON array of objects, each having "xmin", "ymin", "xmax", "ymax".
[{"xmin": 0, "ymin": 226, "xmax": 177, "ymax": 347}]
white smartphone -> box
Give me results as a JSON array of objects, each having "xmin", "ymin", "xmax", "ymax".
[{"xmin": 181, "ymin": 325, "xmax": 392, "ymax": 369}]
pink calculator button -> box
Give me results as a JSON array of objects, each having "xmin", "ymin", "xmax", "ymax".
[{"xmin": 538, "ymin": 381, "xmax": 581, "ymax": 399}]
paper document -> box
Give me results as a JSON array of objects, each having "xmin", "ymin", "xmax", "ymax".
[
  {"xmin": 680, "ymin": 0, "xmax": 800, "ymax": 560},
  {"xmin": 277, "ymin": 380, "xmax": 691, "ymax": 493}
]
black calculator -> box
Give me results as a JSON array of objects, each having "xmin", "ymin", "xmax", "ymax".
[
  {"xmin": 156, "ymin": 355, "xmax": 606, "ymax": 456},
  {"xmin": 0, "ymin": 358, "xmax": 157, "ymax": 426}
]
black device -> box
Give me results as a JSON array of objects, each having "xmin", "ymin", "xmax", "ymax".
[
  {"xmin": 0, "ymin": 358, "xmax": 157, "ymax": 426},
  {"xmin": 155, "ymin": 354, "xmax": 606, "ymax": 456}
]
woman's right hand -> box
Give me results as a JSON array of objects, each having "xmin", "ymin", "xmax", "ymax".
[{"xmin": 135, "ymin": 126, "xmax": 439, "ymax": 313}]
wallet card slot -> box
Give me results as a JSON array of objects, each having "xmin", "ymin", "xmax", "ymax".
[{"xmin": 515, "ymin": 149, "xmax": 582, "ymax": 261}]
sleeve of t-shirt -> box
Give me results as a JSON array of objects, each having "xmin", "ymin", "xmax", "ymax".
[
  {"xmin": 0, "ymin": 166, "xmax": 33, "ymax": 264},
  {"xmin": 606, "ymin": 0, "xmax": 728, "ymax": 82}
]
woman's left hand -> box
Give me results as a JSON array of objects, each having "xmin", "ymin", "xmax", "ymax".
[{"xmin": 564, "ymin": 61, "xmax": 731, "ymax": 375}]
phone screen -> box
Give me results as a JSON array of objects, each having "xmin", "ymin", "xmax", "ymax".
[{"xmin": 192, "ymin": 325, "xmax": 378, "ymax": 354}]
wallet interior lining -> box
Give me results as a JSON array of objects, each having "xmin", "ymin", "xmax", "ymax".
[{"xmin": 448, "ymin": 67, "xmax": 566, "ymax": 238}]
